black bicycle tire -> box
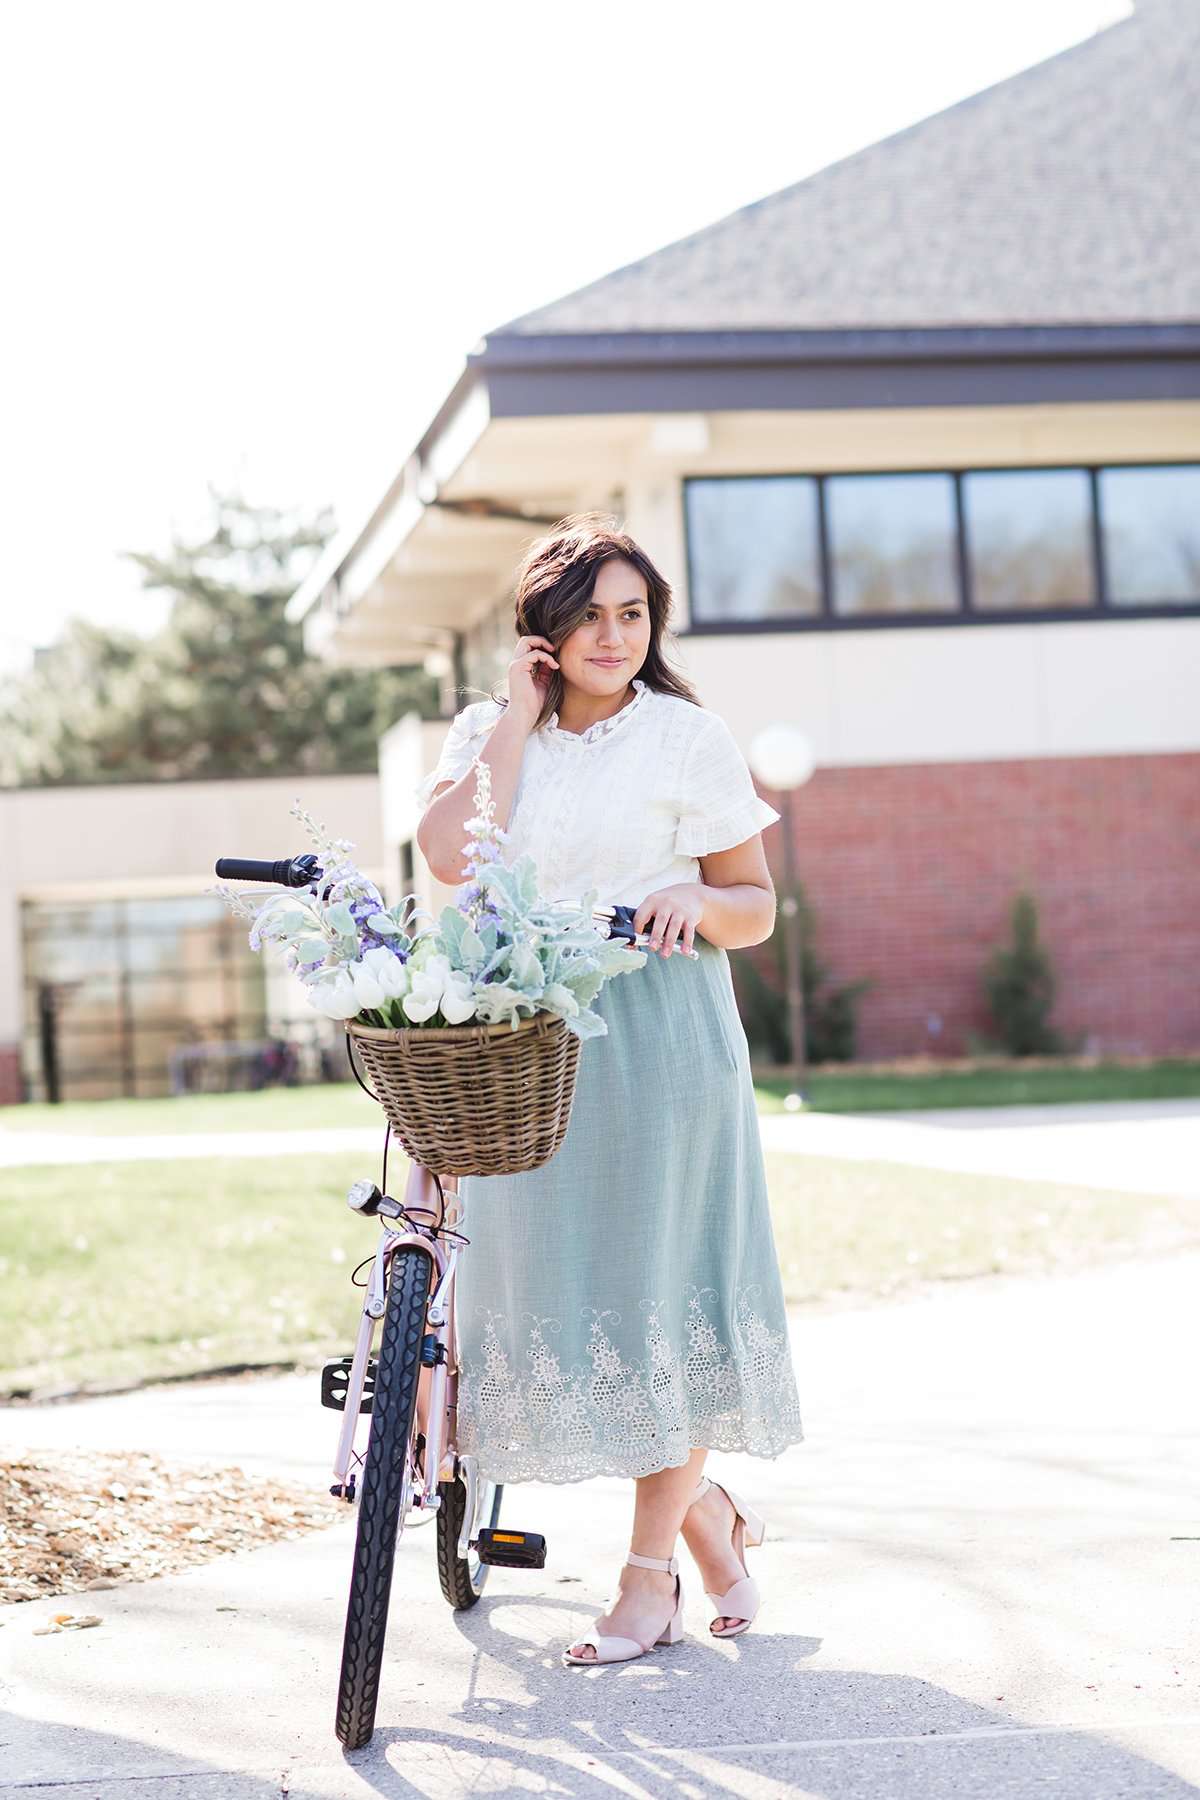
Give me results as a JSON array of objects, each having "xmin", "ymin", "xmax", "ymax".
[
  {"xmin": 436, "ymin": 1474, "xmax": 504, "ymax": 1608},
  {"xmin": 334, "ymin": 1244, "xmax": 432, "ymax": 1751}
]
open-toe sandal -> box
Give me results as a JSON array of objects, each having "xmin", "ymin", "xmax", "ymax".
[
  {"xmin": 689, "ymin": 1475, "xmax": 766, "ymax": 1639},
  {"xmin": 561, "ymin": 1550, "xmax": 685, "ymax": 1667}
]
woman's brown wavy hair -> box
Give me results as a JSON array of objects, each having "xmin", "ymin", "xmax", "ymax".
[{"xmin": 475, "ymin": 510, "xmax": 701, "ymax": 727}]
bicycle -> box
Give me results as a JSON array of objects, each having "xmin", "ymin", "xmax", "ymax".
[{"xmin": 213, "ymin": 852, "xmax": 681, "ymax": 1749}]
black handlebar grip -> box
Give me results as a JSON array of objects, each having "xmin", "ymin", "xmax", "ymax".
[{"xmin": 214, "ymin": 856, "xmax": 320, "ymax": 887}]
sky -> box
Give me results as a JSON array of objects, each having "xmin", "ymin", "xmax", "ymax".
[{"xmin": 0, "ymin": 0, "xmax": 1133, "ymax": 674}]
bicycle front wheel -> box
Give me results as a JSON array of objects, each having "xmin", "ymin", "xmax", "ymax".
[{"xmin": 335, "ymin": 1243, "xmax": 432, "ymax": 1751}]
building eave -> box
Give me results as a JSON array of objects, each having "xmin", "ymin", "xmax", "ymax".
[
  {"xmin": 475, "ymin": 322, "xmax": 1200, "ymax": 371},
  {"xmin": 286, "ymin": 321, "xmax": 1200, "ymax": 645}
]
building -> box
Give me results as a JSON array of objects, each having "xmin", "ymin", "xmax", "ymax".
[
  {"xmin": 0, "ymin": 775, "xmax": 383, "ymax": 1104},
  {"xmin": 288, "ymin": 0, "xmax": 1199, "ymax": 1061}
]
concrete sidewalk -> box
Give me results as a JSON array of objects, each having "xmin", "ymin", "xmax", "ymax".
[
  {"xmin": 3, "ymin": 1250, "xmax": 1199, "ymax": 1797},
  {"xmin": 0, "ymin": 1124, "xmax": 385, "ymax": 1168},
  {"xmin": 5, "ymin": 1097, "xmax": 1200, "ymax": 1200},
  {"xmin": 760, "ymin": 1096, "xmax": 1200, "ymax": 1199}
]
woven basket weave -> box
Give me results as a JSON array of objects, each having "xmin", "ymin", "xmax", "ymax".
[{"xmin": 346, "ymin": 1010, "xmax": 583, "ymax": 1176}]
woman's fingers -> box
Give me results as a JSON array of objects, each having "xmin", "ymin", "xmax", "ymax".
[
  {"xmin": 640, "ymin": 907, "xmax": 680, "ymax": 956},
  {"xmin": 658, "ymin": 913, "xmax": 684, "ymax": 955}
]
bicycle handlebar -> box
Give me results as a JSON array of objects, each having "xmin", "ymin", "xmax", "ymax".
[
  {"xmin": 214, "ymin": 855, "xmax": 324, "ymax": 888},
  {"xmin": 213, "ymin": 858, "xmax": 695, "ymax": 955}
]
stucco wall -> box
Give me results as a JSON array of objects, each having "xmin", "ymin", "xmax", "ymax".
[{"xmin": 672, "ymin": 615, "xmax": 1200, "ymax": 768}]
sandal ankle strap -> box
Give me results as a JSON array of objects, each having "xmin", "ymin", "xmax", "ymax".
[{"xmin": 626, "ymin": 1549, "xmax": 679, "ymax": 1575}]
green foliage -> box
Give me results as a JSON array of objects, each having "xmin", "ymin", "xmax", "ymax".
[
  {"xmin": 729, "ymin": 879, "xmax": 873, "ymax": 1064},
  {"xmin": 0, "ymin": 490, "xmax": 440, "ymax": 786},
  {"xmin": 980, "ymin": 889, "xmax": 1066, "ymax": 1055}
]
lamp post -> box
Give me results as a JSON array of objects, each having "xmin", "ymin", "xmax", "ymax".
[{"xmin": 748, "ymin": 724, "xmax": 815, "ymax": 1103}]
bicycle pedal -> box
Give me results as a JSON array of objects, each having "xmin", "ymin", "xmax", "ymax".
[
  {"xmin": 476, "ymin": 1528, "xmax": 547, "ymax": 1570},
  {"xmin": 320, "ymin": 1356, "xmax": 376, "ymax": 1413}
]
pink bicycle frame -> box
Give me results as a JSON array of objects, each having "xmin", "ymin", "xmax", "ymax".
[{"xmin": 330, "ymin": 1158, "xmax": 473, "ymax": 1551}]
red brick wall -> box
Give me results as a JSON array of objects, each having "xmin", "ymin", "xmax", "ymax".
[
  {"xmin": 755, "ymin": 750, "xmax": 1200, "ymax": 1061},
  {"xmin": 0, "ymin": 1044, "xmax": 22, "ymax": 1107}
]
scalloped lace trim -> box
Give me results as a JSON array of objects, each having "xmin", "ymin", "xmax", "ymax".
[{"xmin": 456, "ymin": 1283, "xmax": 804, "ymax": 1485}]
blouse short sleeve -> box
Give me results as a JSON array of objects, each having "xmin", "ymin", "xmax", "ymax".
[
  {"xmin": 414, "ymin": 700, "xmax": 503, "ymax": 808},
  {"xmin": 673, "ymin": 711, "xmax": 782, "ymax": 857}
]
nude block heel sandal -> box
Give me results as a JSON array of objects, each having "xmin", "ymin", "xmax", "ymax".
[
  {"xmin": 691, "ymin": 1475, "xmax": 766, "ymax": 1638},
  {"xmin": 560, "ymin": 1551, "xmax": 686, "ymax": 1667}
]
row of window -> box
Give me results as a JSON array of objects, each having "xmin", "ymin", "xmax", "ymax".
[{"xmin": 684, "ymin": 463, "xmax": 1200, "ymax": 626}]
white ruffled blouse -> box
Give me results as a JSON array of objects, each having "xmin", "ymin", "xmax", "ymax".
[{"xmin": 414, "ymin": 677, "xmax": 781, "ymax": 909}]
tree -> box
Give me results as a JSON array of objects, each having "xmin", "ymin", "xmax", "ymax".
[
  {"xmin": 0, "ymin": 490, "xmax": 439, "ymax": 786},
  {"xmin": 981, "ymin": 889, "xmax": 1065, "ymax": 1055}
]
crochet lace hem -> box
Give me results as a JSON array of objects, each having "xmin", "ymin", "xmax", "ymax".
[
  {"xmin": 459, "ymin": 1423, "xmax": 806, "ymax": 1488},
  {"xmin": 455, "ymin": 1283, "xmax": 804, "ymax": 1488}
]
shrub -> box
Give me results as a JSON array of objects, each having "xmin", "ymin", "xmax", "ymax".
[
  {"xmin": 981, "ymin": 889, "xmax": 1066, "ymax": 1056},
  {"xmin": 730, "ymin": 879, "xmax": 872, "ymax": 1064}
]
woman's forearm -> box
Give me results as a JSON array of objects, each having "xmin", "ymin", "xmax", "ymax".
[
  {"xmin": 416, "ymin": 707, "xmax": 532, "ymax": 886},
  {"xmin": 696, "ymin": 881, "xmax": 776, "ymax": 951}
]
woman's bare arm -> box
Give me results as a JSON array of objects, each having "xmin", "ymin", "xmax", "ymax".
[
  {"xmin": 415, "ymin": 705, "xmax": 534, "ymax": 886},
  {"xmin": 695, "ymin": 837, "xmax": 777, "ymax": 950},
  {"xmin": 632, "ymin": 836, "xmax": 777, "ymax": 956},
  {"xmin": 417, "ymin": 633, "xmax": 558, "ymax": 887}
]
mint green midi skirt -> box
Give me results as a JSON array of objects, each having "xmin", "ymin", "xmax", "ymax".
[{"xmin": 453, "ymin": 933, "xmax": 805, "ymax": 1485}]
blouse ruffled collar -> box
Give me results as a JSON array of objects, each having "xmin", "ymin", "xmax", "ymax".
[{"xmin": 543, "ymin": 677, "xmax": 649, "ymax": 745}]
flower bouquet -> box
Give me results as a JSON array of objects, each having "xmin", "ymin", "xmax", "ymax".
[{"xmin": 216, "ymin": 757, "xmax": 646, "ymax": 1174}]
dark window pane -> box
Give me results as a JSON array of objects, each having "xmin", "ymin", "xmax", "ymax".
[
  {"xmin": 686, "ymin": 477, "xmax": 821, "ymax": 621},
  {"xmin": 963, "ymin": 469, "xmax": 1095, "ymax": 611},
  {"xmin": 1099, "ymin": 465, "xmax": 1200, "ymax": 605},
  {"xmin": 827, "ymin": 473, "xmax": 959, "ymax": 615}
]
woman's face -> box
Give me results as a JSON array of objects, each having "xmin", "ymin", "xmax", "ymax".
[{"xmin": 556, "ymin": 556, "xmax": 652, "ymax": 696}]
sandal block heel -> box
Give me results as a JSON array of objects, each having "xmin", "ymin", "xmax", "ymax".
[
  {"xmin": 720, "ymin": 1483, "xmax": 766, "ymax": 1548},
  {"xmin": 655, "ymin": 1583, "xmax": 686, "ymax": 1645}
]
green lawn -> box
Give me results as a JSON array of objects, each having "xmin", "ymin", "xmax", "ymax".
[
  {"xmin": 4, "ymin": 1054, "xmax": 1200, "ymax": 1138},
  {"xmin": 0, "ymin": 1084, "xmax": 381, "ymax": 1136},
  {"xmin": 1, "ymin": 1149, "xmax": 1195, "ymax": 1397},
  {"xmin": 754, "ymin": 1057, "xmax": 1200, "ymax": 1113}
]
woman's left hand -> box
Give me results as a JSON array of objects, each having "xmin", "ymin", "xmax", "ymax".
[{"xmin": 632, "ymin": 885, "xmax": 705, "ymax": 957}]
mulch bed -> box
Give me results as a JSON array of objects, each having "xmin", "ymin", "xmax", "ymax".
[{"xmin": 1, "ymin": 1448, "xmax": 344, "ymax": 1605}]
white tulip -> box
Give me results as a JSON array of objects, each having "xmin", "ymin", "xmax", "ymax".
[
  {"xmin": 360, "ymin": 945, "xmax": 411, "ymax": 1000},
  {"xmin": 400, "ymin": 971, "xmax": 443, "ymax": 1022},
  {"xmin": 306, "ymin": 969, "xmax": 360, "ymax": 1020},
  {"xmin": 349, "ymin": 960, "xmax": 388, "ymax": 1011},
  {"xmin": 399, "ymin": 958, "xmax": 477, "ymax": 1025},
  {"xmin": 440, "ymin": 976, "xmax": 478, "ymax": 1024}
]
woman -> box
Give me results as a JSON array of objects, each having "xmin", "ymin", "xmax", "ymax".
[{"xmin": 415, "ymin": 512, "xmax": 804, "ymax": 1666}]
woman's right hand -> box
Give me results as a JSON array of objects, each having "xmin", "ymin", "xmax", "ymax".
[{"xmin": 506, "ymin": 634, "xmax": 560, "ymax": 726}]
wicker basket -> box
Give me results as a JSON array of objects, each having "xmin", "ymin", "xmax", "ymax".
[{"xmin": 346, "ymin": 1010, "xmax": 583, "ymax": 1176}]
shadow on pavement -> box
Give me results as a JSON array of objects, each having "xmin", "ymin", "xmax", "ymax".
[
  {"xmin": 0, "ymin": 1708, "xmax": 330, "ymax": 1799},
  {"xmin": 339, "ymin": 1594, "xmax": 1200, "ymax": 1800}
]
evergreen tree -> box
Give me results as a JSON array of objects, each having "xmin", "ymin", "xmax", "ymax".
[
  {"xmin": 982, "ymin": 890, "xmax": 1065, "ymax": 1055},
  {"xmin": 0, "ymin": 491, "xmax": 439, "ymax": 785}
]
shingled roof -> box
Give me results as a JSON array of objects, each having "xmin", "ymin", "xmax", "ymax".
[{"xmin": 491, "ymin": 0, "xmax": 1198, "ymax": 335}]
